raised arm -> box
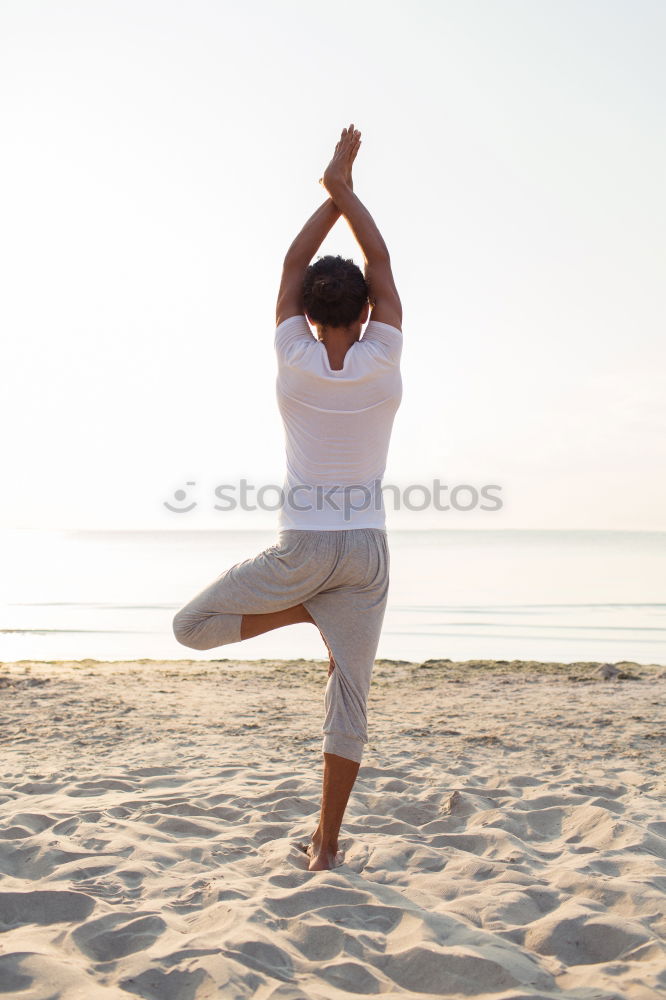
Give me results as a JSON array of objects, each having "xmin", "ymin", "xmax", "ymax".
[
  {"xmin": 275, "ymin": 133, "xmax": 360, "ymax": 327},
  {"xmin": 275, "ymin": 200, "xmax": 340, "ymax": 327},
  {"xmin": 321, "ymin": 124, "xmax": 402, "ymax": 331}
]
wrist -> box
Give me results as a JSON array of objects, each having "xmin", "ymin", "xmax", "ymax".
[{"xmin": 325, "ymin": 176, "xmax": 351, "ymax": 197}]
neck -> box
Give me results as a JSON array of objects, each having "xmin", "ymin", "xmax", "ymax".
[{"xmin": 317, "ymin": 324, "xmax": 360, "ymax": 346}]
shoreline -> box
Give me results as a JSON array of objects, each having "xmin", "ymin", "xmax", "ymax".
[{"xmin": 3, "ymin": 654, "xmax": 665, "ymax": 671}]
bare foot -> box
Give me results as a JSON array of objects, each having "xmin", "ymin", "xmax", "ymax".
[
  {"xmin": 307, "ymin": 847, "xmax": 341, "ymax": 871},
  {"xmin": 306, "ymin": 832, "xmax": 341, "ymax": 871},
  {"xmin": 297, "ymin": 830, "xmax": 342, "ymax": 870}
]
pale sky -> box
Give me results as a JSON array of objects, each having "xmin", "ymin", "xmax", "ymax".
[{"xmin": 2, "ymin": 0, "xmax": 664, "ymax": 531}]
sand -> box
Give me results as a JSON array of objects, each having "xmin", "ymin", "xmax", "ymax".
[{"xmin": 1, "ymin": 656, "xmax": 665, "ymax": 999}]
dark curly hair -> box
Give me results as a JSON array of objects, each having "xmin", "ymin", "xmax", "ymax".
[{"xmin": 302, "ymin": 255, "xmax": 369, "ymax": 328}]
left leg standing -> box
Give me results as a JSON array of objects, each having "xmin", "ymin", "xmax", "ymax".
[{"xmin": 302, "ymin": 528, "xmax": 390, "ymax": 869}]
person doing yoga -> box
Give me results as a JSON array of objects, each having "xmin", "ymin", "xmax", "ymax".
[{"xmin": 173, "ymin": 123, "xmax": 403, "ymax": 870}]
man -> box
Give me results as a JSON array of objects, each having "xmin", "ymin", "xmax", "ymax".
[{"xmin": 173, "ymin": 124, "xmax": 402, "ymax": 870}]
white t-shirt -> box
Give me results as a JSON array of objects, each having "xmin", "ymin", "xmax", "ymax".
[{"xmin": 274, "ymin": 313, "xmax": 403, "ymax": 530}]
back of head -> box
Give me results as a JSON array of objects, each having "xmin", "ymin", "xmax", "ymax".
[{"xmin": 303, "ymin": 255, "xmax": 368, "ymax": 328}]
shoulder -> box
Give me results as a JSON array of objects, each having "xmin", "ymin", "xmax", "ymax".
[
  {"xmin": 359, "ymin": 319, "xmax": 403, "ymax": 363},
  {"xmin": 275, "ymin": 314, "xmax": 318, "ymax": 368},
  {"xmin": 275, "ymin": 314, "xmax": 315, "ymax": 351}
]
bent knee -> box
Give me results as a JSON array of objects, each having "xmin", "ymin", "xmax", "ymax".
[
  {"xmin": 172, "ymin": 608, "xmax": 212, "ymax": 650},
  {"xmin": 172, "ymin": 606, "xmax": 242, "ymax": 650}
]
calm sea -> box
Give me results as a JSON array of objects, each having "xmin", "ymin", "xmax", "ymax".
[{"xmin": 1, "ymin": 529, "xmax": 665, "ymax": 665}]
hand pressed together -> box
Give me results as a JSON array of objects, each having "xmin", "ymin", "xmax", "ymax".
[{"xmin": 320, "ymin": 123, "xmax": 361, "ymax": 195}]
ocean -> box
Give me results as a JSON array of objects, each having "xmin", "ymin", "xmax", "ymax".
[{"xmin": 1, "ymin": 529, "xmax": 665, "ymax": 665}]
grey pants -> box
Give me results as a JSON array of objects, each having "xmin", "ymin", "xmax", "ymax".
[{"xmin": 172, "ymin": 528, "xmax": 390, "ymax": 763}]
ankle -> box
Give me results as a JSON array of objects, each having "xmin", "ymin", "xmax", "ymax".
[{"xmin": 312, "ymin": 832, "xmax": 338, "ymax": 852}]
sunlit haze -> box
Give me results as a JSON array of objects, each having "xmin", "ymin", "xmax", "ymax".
[{"xmin": 3, "ymin": 0, "xmax": 664, "ymax": 530}]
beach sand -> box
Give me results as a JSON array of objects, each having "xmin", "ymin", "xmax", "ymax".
[{"xmin": 1, "ymin": 656, "xmax": 665, "ymax": 999}]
